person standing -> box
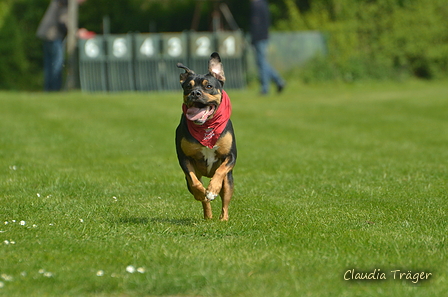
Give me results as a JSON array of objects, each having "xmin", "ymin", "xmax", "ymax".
[
  {"xmin": 250, "ymin": 0, "xmax": 285, "ymax": 95},
  {"xmin": 37, "ymin": 0, "xmax": 69, "ymax": 91}
]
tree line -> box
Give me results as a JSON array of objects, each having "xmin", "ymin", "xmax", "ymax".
[{"xmin": 0, "ymin": 0, "xmax": 446, "ymax": 90}]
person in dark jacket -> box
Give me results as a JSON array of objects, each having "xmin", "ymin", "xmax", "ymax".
[{"xmin": 250, "ymin": 0, "xmax": 285, "ymax": 95}]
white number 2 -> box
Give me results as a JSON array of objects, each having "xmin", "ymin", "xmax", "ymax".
[{"xmin": 196, "ymin": 36, "xmax": 211, "ymax": 56}]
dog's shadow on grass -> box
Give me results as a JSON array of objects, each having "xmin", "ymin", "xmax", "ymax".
[{"xmin": 118, "ymin": 217, "xmax": 198, "ymax": 226}]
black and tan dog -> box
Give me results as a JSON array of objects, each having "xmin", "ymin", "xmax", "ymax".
[{"xmin": 175, "ymin": 52, "xmax": 237, "ymax": 221}]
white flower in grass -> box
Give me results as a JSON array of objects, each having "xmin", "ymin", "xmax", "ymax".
[
  {"xmin": 126, "ymin": 265, "xmax": 136, "ymax": 273},
  {"xmin": 96, "ymin": 270, "xmax": 104, "ymax": 276},
  {"xmin": 3, "ymin": 240, "xmax": 9, "ymax": 245},
  {"xmin": 0, "ymin": 281, "xmax": 4, "ymax": 288},
  {"xmin": 1, "ymin": 274, "xmax": 13, "ymax": 281},
  {"xmin": 19, "ymin": 221, "xmax": 26, "ymax": 226},
  {"xmin": 79, "ymin": 219, "xmax": 84, "ymax": 223},
  {"xmin": 39, "ymin": 269, "xmax": 53, "ymax": 277},
  {"xmin": 4, "ymin": 221, "xmax": 8, "ymax": 225},
  {"xmin": 137, "ymin": 267, "xmax": 146, "ymax": 273},
  {"xmin": 37, "ymin": 193, "xmax": 41, "ymax": 197}
]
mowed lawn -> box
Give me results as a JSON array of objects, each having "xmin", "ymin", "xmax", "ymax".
[{"xmin": 0, "ymin": 80, "xmax": 447, "ymax": 296}]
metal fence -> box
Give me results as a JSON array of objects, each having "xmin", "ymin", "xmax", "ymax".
[
  {"xmin": 79, "ymin": 31, "xmax": 246, "ymax": 92},
  {"xmin": 78, "ymin": 31, "xmax": 327, "ymax": 92}
]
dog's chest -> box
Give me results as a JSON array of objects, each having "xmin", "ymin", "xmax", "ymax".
[
  {"xmin": 180, "ymin": 138, "xmax": 222, "ymax": 176},
  {"xmin": 201, "ymin": 146, "xmax": 218, "ymax": 174}
]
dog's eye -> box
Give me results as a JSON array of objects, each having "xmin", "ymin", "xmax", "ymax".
[{"xmin": 205, "ymin": 84, "xmax": 213, "ymax": 90}]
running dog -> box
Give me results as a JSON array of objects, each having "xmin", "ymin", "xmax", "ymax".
[{"xmin": 175, "ymin": 52, "xmax": 237, "ymax": 221}]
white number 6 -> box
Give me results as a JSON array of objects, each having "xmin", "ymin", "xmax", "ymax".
[{"xmin": 85, "ymin": 39, "xmax": 99, "ymax": 58}]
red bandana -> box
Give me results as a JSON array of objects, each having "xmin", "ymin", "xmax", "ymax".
[{"xmin": 182, "ymin": 90, "xmax": 231, "ymax": 149}]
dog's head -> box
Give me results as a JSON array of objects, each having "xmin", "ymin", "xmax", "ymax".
[{"xmin": 177, "ymin": 52, "xmax": 226, "ymax": 125}]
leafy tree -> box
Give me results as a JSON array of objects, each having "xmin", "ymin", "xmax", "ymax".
[
  {"xmin": 0, "ymin": 0, "xmax": 447, "ymax": 90},
  {"xmin": 280, "ymin": 0, "xmax": 448, "ymax": 80}
]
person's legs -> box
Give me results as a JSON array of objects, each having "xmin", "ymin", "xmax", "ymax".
[
  {"xmin": 51, "ymin": 39, "xmax": 64, "ymax": 91},
  {"xmin": 43, "ymin": 41, "xmax": 52, "ymax": 91},
  {"xmin": 43, "ymin": 39, "xmax": 64, "ymax": 91},
  {"xmin": 254, "ymin": 39, "xmax": 270, "ymax": 94},
  {"xmin": 266, "ymin": 57, "xmax": 285, "ymax": 92},
  {"xmin": 254, "ymin": 39, "xmax": 285, "ymax": 94}
]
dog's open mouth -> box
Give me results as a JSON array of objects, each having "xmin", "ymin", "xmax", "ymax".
[{"xmin": 185, "ymin": 103, "xmax": 216, "ymax": 124}]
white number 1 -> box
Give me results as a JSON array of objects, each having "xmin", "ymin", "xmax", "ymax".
[{"xmin": 223, "ymin": 36, "xmax": 236, "ymax": 56}]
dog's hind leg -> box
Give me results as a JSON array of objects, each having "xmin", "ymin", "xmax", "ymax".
[{"xmin": 219, "ymin": 171, "xmax": 234, "ymax": 221}]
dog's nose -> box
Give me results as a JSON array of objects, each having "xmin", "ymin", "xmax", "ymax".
[{"xmin": 190, "ymin": 90, "xmax": 202, "ymax": 98}]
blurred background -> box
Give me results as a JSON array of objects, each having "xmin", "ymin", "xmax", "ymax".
[{"xmin": 0, "ymin": 0, "xmax": 447, "ymax": 91}]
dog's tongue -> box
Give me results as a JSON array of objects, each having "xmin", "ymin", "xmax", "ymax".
[{"xmin": 186, "ymin": 106, "xmax": 213, "ymax": 122}]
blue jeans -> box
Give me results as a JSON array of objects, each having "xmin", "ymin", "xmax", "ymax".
[
  {"xmin": 253, "ymin": 39, "xmax": 284, "ymax": 94},
  {"xmin": 43, "ymin": 39, "xmax": 64, "ymax": 91}
]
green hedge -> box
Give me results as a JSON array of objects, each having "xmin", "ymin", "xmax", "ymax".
[
  {"xmin": 0, "ymin": 0, "xmax": 47, "ymax": 90},
  {"xmin": 1, "ymin": 0, "xmax": 447, "ymax": 90},
  {"xmin": 278, "ymin": 0, "xmax": 448, "ymax": 82}
]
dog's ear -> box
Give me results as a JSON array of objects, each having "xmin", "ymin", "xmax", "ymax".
[
  {"xmin": 177, "ymin": 63, "xmax": 195, "ymax": 85},
  {"xmin": 208, "ymin": 52, "xmax": 225, "ymax": 86}
]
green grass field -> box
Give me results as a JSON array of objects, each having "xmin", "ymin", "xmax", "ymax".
[{"xmin": 1, "ymin": 80, "xmax": 447, "ymax": 296}]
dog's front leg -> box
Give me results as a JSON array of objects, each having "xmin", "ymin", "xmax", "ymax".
[
  {"xmin": 184, "ymin": 161, "xmax": 213, "ymax": 219},
  {"xmin": 206, "ymin": 156, "xmax": 235, "ymax": 220},
  {"xmin": 207, "ymin": 156, "xmax": 234, "ymax": 199}
]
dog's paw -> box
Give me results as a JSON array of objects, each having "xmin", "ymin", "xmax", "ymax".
[{"xmin": 206, "ymin": 191, "xmax": 218, "ymax": 201}]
